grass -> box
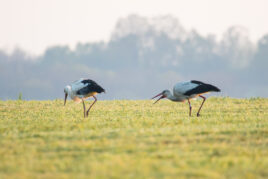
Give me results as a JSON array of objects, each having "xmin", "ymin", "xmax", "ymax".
[{"xmin": 0, "ymin": 97, "xmax": 268, "ymax": 178}]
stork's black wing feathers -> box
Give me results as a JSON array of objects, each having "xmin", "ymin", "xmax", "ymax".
[
  {"xmin": 190, "ymin": 80, "xmax": 206, "ymax": 85},
  {"xmin": 76, "ymin": 79, "xmax": 105, "ymax": 95},
  {"xmin": 184, "ymin": 81, "xmax": 220, "ymax": 96},
  {"xmin": 81, "ymin": 79, "xmax": 95, "ymax": 85}
]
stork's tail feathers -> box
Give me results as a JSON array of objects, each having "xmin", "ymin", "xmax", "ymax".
[
  {"xmin": 95, "ymin": 85, "xmax": 105, "ymax": 93},
  {"xmin": 207, "ymin": 84, "xmax": 221, "ymax": 92},
  {"xmin": 96, "ymin": 87, "xmax": 105, "ymax": 93}
]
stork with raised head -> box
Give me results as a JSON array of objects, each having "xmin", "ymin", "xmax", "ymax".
[
  {"xmin": 64, "ymin": 78, "xmax": 105, "ymax": 117},
  {"xmin": 152, "ymin": 80, "xmax": 220, "ymax": 117}
]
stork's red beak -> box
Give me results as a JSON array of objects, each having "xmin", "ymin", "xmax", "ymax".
[
  {"xmin": 64, "ymin": 93, "xmax": 68, "ymax": 106},
  {"xmin": 152, "ymin": 92, "xmax": 166, "ymax": 104}
]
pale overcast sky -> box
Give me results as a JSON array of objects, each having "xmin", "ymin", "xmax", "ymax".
[{"xmin": 0, "ymin": 0, "xmax": 267, "ymax": 55}]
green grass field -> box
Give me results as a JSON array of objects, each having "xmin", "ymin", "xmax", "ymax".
[{"xmin": 0, "ymin": 97, "xmax": 268, "ymax": 178}]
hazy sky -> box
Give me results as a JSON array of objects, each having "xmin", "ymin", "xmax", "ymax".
[{"xmin": 1, "ymin": 0, "xmax": 267, "ymax": 55}]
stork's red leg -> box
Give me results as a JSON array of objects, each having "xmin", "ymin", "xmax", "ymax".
[
  {"xmin": 82, "ymin": 99, "xmax": 86, "ymax": 118},
  {"xmin": 197, "ymin": 95, "xmax": 206, "ymax": 117},
  {"xmin": 187, "ymin": 99, "xmax": 192, "ymax": 116},
  {"xmin": 86, "ymin": 96, "xmax": 97, "ymax": 117}
]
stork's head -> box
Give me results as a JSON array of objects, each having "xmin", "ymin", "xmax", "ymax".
[
  {"xmin": 151, "ymin": 90, "xmax": 170, "ymax": 104},
  {"xmin": 64, "ymin": 85, "xmax": 71, "ymax": 106}
]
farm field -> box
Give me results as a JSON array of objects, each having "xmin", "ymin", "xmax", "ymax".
[{"xmin": 0, "ymin": 97, "xmax": 268, "ymax": 178}]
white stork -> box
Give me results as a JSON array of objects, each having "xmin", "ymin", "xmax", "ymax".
[
  {"xmin": 64, "ymin": 78, "xmax": 105, "ymax": 117},
  {"xmin": 152, "ymin": 80, "xmax": 220, "ymax": 117}
]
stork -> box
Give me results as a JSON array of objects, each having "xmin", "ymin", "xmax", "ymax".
[
  {"xmin": 64, "ymin": 78, "xmax": 105, "ymax": 117},
  {"xmin": 152, "ymin": 80, "xmax": 220, "ymax": 117}
]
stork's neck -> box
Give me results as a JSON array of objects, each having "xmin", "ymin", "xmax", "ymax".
[
  {"xmin": 65, "ymin": 85, "xmax": 72, "ymax": 95},
  {"xmin": 165, "ymin": 91, "xmax": 184, "ymax": 102}
]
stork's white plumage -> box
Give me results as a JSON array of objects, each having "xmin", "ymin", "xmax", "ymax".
[
  {"xmin": 152, "ymin": 80, "xmax": 220, "ymax": 116},
  {"xmin": 64, "ymin": 78, "xmax": 105, "ymax": 117}
]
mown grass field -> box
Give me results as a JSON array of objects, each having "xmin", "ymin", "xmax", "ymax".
[{"xmin": 0, "ymin": 97, "xmax": 268, "ymax": 179}]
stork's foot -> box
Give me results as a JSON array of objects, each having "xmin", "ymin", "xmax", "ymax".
[
  {"xmin": 197, "ymin": 113, "xmax": 201, "ymax": 117},
  {"xmin": 86, "ymin": 111, "xmax": 89, "ymax": 117}
]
